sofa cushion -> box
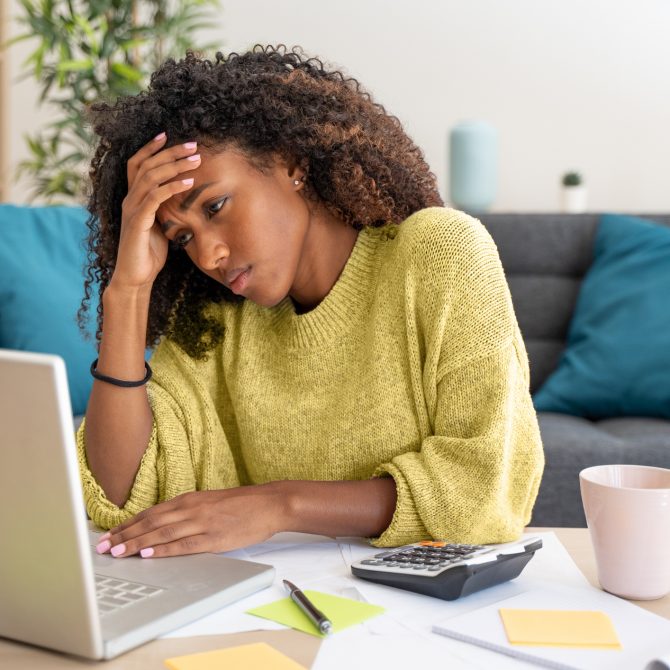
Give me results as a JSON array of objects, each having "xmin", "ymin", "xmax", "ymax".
[
  {"xmin": 0, "ymin": 205, "xmax": 97, "ymax": 415},
  {"xmin": 533, "ymin": 213, "xmax": 670, "ymax": 419},
  {"xmin": 595, "ymin": 417, "xmax": 670, "ymax": 447},
  {"xmin": 531, "ymin": 412, "xmax": 670, "ymax": 527}
]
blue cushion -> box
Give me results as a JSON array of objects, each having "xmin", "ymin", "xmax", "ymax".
[
  {"xmin": 533, "ymin": 213, "xmax": 670, "ymax": 419},
  {"xmin": 0, "ymin": 205, "xmax": 97, "ymax": 415}
]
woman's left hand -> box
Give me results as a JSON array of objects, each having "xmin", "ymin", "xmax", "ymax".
[{"xmin": 96, "ymin": 484, "xmax": 289, "ymax": 558}]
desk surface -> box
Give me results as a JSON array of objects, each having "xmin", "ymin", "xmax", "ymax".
[{"xmin": 1, "ymin": 527, "xmax": 668, "ymax": 668}]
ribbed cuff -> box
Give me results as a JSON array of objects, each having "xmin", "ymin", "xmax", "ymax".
[
  {"xmin": 76, "ymin": 418, "xmax": 159, "ymax": 529},
  {"xmin": 368, "ymin": 462, "xmax": 430, "ymax": 547}
]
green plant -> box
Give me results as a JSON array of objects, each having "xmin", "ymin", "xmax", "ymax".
[
  {"xmin": 8, "ymin": 0, "xmax": 221, "ymax": 202},
  {"xmin": 562, "ymin": 171, "xmax": 583, "ymax": 187}
]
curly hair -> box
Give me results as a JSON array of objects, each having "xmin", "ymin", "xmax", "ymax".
[{"xmin": 80, "ymin": 44, "xmax": 443, "ymax": 358}]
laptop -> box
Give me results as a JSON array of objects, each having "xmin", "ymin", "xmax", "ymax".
[{"xmin": 0, "ymin": 349, "xmax": 275, "ymax": 659}]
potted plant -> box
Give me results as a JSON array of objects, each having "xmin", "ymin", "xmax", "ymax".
[
  {"xmin": 6, "ymin": 0, "xmax": 220, "ymax": 203},
  {"xmin": 561, "ymin": 171, "xmax": 587, "ymax": 213}
]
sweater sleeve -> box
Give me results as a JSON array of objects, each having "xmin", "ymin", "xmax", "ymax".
[
  {"xmin": 76, "ymin": 338, "xmax": 240, "ymax": 529},
  {"xmin": 370, "ymin": 338, "xmax": 544, "ymax": 547},
  {"xmin": 369, "ymin": 208, "xmax": 544, "ymax": 547}
]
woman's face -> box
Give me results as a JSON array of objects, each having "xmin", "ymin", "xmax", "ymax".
[{"xmin": 155, "ymin": 146, "xmax": 311, "ymax": 307}]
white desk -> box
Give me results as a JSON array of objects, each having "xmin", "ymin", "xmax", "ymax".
[{"xmin": 1, "ymin": 527, "xmax": 668, "ymax": 668}]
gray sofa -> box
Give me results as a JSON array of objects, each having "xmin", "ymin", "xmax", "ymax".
[{"xmin": 478, "ymin": 213, "xmax": 670, "ymax": 528}]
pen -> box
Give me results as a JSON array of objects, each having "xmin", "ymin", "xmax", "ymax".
[{"xmin": 283, "ymin": 579, "xmax": 333, "ymax": 635}]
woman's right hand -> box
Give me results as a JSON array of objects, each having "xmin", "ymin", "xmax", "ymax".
[{"xmin": 111, "ymin": 133, "xmax": 201, "ymax": 290}]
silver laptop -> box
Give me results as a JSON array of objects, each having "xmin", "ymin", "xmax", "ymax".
[{"xmin": 0, "ymin": 349, "xmax": 275, "ymax": 659}]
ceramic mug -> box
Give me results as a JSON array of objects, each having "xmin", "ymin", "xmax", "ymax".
[{"xmin": 580, "ymin": 464, "xmax": 670, "ymax": 600}]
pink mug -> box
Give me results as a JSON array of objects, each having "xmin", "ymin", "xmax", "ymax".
[{"xmin": 579, "ymin": 464, "xmax": 670, "ymax": 600}]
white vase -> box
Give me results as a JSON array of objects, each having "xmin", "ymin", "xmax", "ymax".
[{"xmin": 561, "ymin": 185, "xmax": 588, "ymax": 213}]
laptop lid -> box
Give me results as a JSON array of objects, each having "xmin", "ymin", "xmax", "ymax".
[
  {"xmin": 0, "ymin": 349, "xmax": 104, "ymax": 658},
  {"xmin": 0, "ymin": 349, "xmax": 276, "ymax": 660}
]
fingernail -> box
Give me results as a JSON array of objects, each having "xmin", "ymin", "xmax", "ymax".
[
  {"xmin": 183, "ymin": 141, "xmax": 197, "ymax": 149},
  {"xmin": 98, "ymin": 532, "xmax": 111, "ymax": 542},
  {"xmin": 182, "ymin": 178, "xmax": 194, "ymax": 185},
  {"xmin": 186, "ymin": 154, "xmax": 200, "ymax": 162},
  {"xmin": 96, "ymin": 540, "xmax": 111, "ymax": 554},
  {"xmin": 140, "ymin": 547, "xmax": 155, "ymax": 558},
  {"xmin": 154, "ymin": 132, "xmax": 166, "ymax": 141},
  {"xmin": 110, "ymin": 543, "xmax": 126, "ymax": 557}
]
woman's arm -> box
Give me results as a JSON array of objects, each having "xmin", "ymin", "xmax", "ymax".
[
  {"xmin": 84, "ymin": 283, "xmax": 154, "ymax": 506},
  {"xmin": 95, "ymin": 477, "xmax": 397, "ymax": 558},
  {"xmin": 280, "ymin": 477, "xmax": 397, "ymax": 538},
  {"xmin": 83, "ymin": 136, "xmax": 200, "ymax": 506}
]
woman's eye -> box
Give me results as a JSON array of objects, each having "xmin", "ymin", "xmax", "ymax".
[
  {"xmin": 170, "ymin": 231, "xmax": 193, "ymax": 249},
  {"xmin": 207, "ymin": 197, "xmax": 227, "ymax": 216}
]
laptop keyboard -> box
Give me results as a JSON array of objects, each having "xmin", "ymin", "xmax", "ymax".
[{"xmin": 95, "ymin": 575, "xmax": 165, "ymax": 616}]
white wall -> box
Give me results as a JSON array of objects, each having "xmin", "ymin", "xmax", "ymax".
[{"xmin": 4, "ymin": 0, "xmax": 670, "ymax": 211}]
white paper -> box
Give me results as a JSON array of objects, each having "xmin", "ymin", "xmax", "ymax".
[
  {"xmin": 161, "ymin": 530, "xmax": 670, "ymax": 670},
  {"xmin": 433, "ymin": 582, "xmax": 670, "ymax": 670}
]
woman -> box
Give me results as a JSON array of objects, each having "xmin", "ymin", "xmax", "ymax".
[{"xmin": 78, "ymin": 45, "xmax": 543, "ymax": 560}]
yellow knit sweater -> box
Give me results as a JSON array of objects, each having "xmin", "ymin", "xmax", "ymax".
[{"xmin": 77, "ymin": 207, "xmax": 544, "ymax": 547}]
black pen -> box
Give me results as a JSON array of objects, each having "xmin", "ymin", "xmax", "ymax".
[{"xmin": 283, "ymin": 579, "xmax": 333, "ymax": 635}]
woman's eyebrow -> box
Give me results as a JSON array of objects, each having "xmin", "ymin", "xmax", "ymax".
[
  {"xmin": 160, "ymin": 181, "xmax": 216, "ymax": 232},
  {"xmin": 179, "ymin": 182, "xmax": 214, "ymax": 211}
]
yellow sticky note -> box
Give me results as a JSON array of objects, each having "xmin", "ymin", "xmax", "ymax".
[
  {"xmin": 499, "ymin": 608, "xmax": 622, "ymax": 649},
  {"xmin": 164, "ymin": 642, "xmax": 306, "ymax": 670},
  {"xmin": 246, "ymin": 590, "xmax": 385, "ymax": 637}
]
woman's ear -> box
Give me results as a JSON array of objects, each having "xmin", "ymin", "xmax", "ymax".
[{"xmin": 286, "ymin": 157, "xmax": 309, "ymax": 187}]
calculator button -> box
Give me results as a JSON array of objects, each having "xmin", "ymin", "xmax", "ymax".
[
  {"xmin": 397, "ymin": 563, "xmax": 412, "ymax": 568},
  {"xmin": 361, "ymin": 560, "xmax": 383, "ymax": 565},
  {"xmin": 427, "ymin": 566, "xmax": 443, "ymax": 571}
]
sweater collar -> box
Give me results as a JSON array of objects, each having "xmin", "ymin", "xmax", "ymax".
[{"xmin": 259, "ymin": 224, "xmax": 386, "ymax": 349}]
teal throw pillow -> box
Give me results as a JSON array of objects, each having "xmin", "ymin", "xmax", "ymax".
[
  {"xmin": 533, "ymin": 213, "xmax": 670, "ymax": 419},
  {"xmin": 0, "ymin": 205, "xmax": 97, "ymax": 415}
]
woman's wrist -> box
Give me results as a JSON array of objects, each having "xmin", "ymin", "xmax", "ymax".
[
  {"xmin": 269, "ymin": 478, "xmax": 397, "ymax": 538},
  {"xmin": 258, "ymin": 480, "xmax": 297, "ymax": 536},
  {"xmin": 104, "ymin": 278, "xmax": 154, "ymax": 304}
]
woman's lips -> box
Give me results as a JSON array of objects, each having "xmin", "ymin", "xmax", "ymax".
[{"xmin": 228, "ymin": 267, "xmax": 251, "ymax": 294}]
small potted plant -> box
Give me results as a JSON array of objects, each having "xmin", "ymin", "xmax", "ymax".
[{"xmin": 561, "ymin": 171, "xmax": 587, "ymax": 213}]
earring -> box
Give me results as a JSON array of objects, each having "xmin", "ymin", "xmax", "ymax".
[{"xmin": 293, "ymin": 179, "xmax": 302, "ymax": 186}]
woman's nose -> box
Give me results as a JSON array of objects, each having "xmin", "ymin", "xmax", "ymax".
[{"xmin": 196, "ymin": 234, "xmax": 229, "ymax": 272}]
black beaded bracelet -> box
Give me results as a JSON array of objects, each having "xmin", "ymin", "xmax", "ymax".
[{"xmin": 90, "ymin": 359, "xmax": 152, "ymax": 388}]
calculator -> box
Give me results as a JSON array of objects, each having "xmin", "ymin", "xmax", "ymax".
[{"xmin": 351, "ymin": 536, "xmax": 542, "ymax": 600}]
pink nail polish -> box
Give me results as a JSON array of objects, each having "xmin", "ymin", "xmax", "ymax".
[
  {"xmin": 98, "ymin": 532, "xmax": 111, "ymax": 542},
  {"xmin": 140, "ymin": 547, "xmax": 155, "ymax": 558},
  {"xmin": 154, "ymin": 132, "xmax": 166, "ymax": 141},
  {"xmin": 96, "ymin": 540, "xmax": 111, "ymax": 554},
  {"xmin": 183, "ymin": 141, "xmax": 197, "ymax": 149},
  {"xmin": 110, "ymin": 543, "xmax": 126, "ymax": 557},
  {"xmin": 186, "ymin": 154, "xmax": 201, "ymax": 162},
  {"xmin": 182, "ymin": 178, "xmax": 194, "ymax": 185}
]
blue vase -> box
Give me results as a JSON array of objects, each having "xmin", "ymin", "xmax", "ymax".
[{"xmin": 449, "ymin": 121, "xmax": 498, "ymax": 213}]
